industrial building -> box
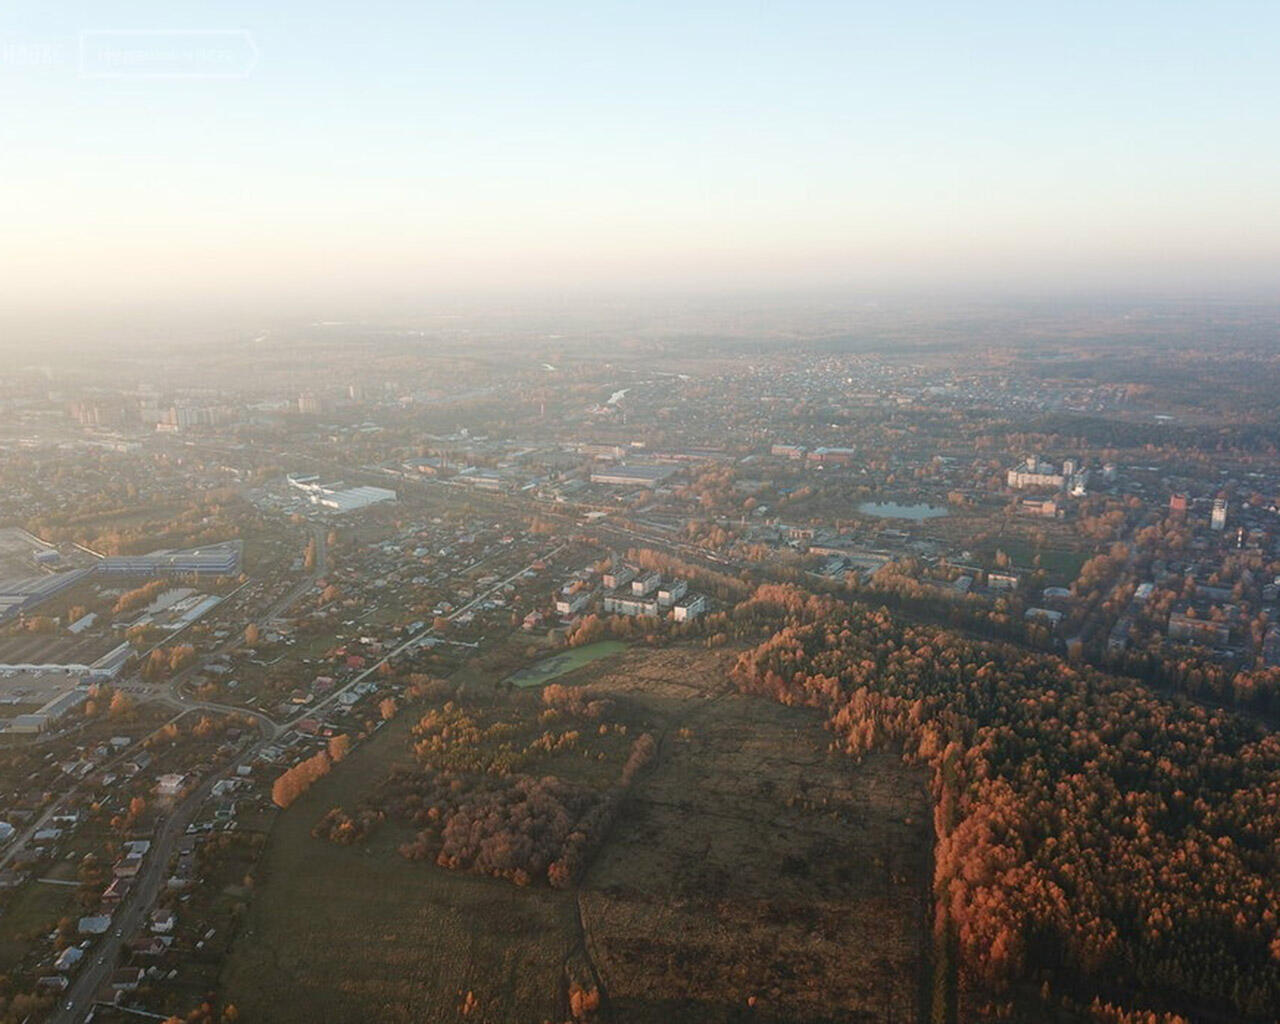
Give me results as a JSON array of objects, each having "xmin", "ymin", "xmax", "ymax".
[
  {"xmin": 0, "ymin": 569, "xmax": 95, "ymax": 623},
  {"xmin": 8, "ymin": 689, "xmax": 91, "ymax": 734},
  {"xmin": 806, "ymin": 446, "xmax": 856, "ymax": 467},
  {"xmin": 96, "ymin": 541, "xmax": 242, "ymax": 579},
  {"xmin": 0, "ymin": 638, "xmax": 131, "ymax": 678},
  {"xmin": 288, "ymin": 474, "xmax": 397, "ymax": 512},
  {"xmin": 589, "ymin": 464, "xmax": 676, "ymax": 487}
]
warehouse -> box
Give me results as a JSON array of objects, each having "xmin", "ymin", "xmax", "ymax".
[{"xmin": 589, "ymin": 464, "xmax": 676, "ymax": 487}]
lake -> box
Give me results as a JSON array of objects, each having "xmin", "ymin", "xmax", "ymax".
[
  {"xmin": 856, "ymin": 501, "xmax": 949, "ymax": 521},
  {"xmin": 503, "ymin": 640, "xmax": 628, "ymax": 688}
]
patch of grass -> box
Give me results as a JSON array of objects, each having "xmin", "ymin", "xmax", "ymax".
[
  {"xmin": 224, "ymin": 644, "xmax": 934, "ymax": 1024},
  {"xmin": 220, "ymin": 701, "xmax": 581, "ymax": 1024},
  {"xmin": 982, "ymin": 537, "xmax": 1088, "ymax": 584},
  {"xmin": 0, "ymin": 879, "xmax": 80, "ymax": 974},
  {"xmin": 503, "ymin": 641, "xmax": 627, "ymax": 688}
]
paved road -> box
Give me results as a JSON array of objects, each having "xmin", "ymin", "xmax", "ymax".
[
  {"xmin": 48, "ymin": 541, "xmax": 564, "ymax": 1022},
  {"xmin": 47, "ymin": 737, "xmax": 270, "ymax": 1024}
]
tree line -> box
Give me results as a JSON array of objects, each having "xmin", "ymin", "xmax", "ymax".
[{"xmin": 730, "ymin": 584, "xmax": 1280, "ymax": 1022}]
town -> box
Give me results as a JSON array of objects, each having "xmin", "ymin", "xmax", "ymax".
[{"xmin": 1, "ymin": 314, "xmax": 1279, "ymax": 1023}]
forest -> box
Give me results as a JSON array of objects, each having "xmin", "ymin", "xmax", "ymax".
[{"xmin": 729, "ymin": 584, "xmax": 1280, "ymax": 1022}]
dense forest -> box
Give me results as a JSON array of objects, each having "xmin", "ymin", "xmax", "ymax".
[{"xmin": 730, "ymin": 585, "xmax": 1280, "ymax": 1022}]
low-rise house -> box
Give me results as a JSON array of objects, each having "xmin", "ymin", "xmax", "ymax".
[
  {"xmin": 987, "ymin": 571, "xmax": 1019, "ymax": 591},
  {"xmin": 111, "ymin": 967, "xmax": 144, "ymax": 992},
  {"xmin": 130, "ymin": 935, "xmax": 172, "ymax": 957},
  {"xmin": 102, "ymin": 877, "xmax": 131, "ymax": 903},
  {"xmin": 54, "ymin": 946, "xmax": 84, "ymax": 972},
  {"xmin": 1024, "ymin": 607, "xmax": 1065, "ymax": 628},
  {"xmin": 78, "ymin": 914, "xmax": 111, "ymax": 935},
  {"xmin": 113, "ymin": 853, "xmax": 143, "ymax": 878}
]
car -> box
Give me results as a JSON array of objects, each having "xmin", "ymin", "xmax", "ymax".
[
  {"xmin": 113, "ymin": 928, "xmax": 122, "ymax": 937},
  {"xmin": 96, "ymin": 956, "xmax": 104, "ymax": 965},
  {"xmin": 65, "ymin": 1001, "xmax": 74, "ymax": 1010}
]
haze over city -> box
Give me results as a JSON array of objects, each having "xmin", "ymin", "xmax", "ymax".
[
  {"xmin": 3, "ymin": 0, "xmax": 1280, "ymax": 320},
  {"xmin": 3, "ymin": 4, "xmax": 1280, "ymax": 1024}
]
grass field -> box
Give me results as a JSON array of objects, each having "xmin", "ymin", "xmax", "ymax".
[
  {"xmin": 577, "ymin": 647, "xmax": 932, "ymax": 1024},
  {"xmin": 0, "ymin": 875, "xmax": 80, "ymax": 975},
  {"xmin": 223, "ymin": 644, "xmax": 932, "ymax": 1023},
  {"xmin": 503, "ymin": 640, "xmax": 627, "ymax": 688},
  {"xmin": 977, "ymin": 537, "xmax": 1088, "ymax": 585},
  {"xmin": 220, "ymin": 700, "xmax": 583, "ymax": 1024}
]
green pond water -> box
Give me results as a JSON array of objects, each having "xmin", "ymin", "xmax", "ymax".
[{"xmin": 856, "ymin": 501, "xmax": 949, "ymax": 521}]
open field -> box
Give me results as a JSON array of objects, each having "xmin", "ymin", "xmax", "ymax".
[
  {"xmin": 578, "ymin": 647, "xmax": 932, "ymax": 1024},
  {"xmin": 0, "ymin": 877, "xmax": 80, "ymax": 975},
  {"xmin": 220, "ymin": 699, "xmax": 583, "ymax": 1024},
  {"xmin": 223, "ymin": 643, "xmax": 932, "ymax": 1023},
  {"xmin": 0, "ymin": 527, "xmax": 54, "ymax": 579},
  {"xmin": 977, "ymin": 536, "xmax": 1088, "ymax": 583}
]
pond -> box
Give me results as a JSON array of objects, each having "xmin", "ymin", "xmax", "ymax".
[
  {"xmin": 503, "ymin": 640, "xmax": 628, "ymax": 689},
  {"xmin": 856, "ymin": 501, "xmax": 949, "ymax": 521}
]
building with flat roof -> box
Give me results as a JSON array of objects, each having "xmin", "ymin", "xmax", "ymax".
[
  {"xmin": 671, "ymin": 594, "xmax": 709, "ymax": 622},
  {"xmin": 657, "ymin": 579, "xmax": 688, "ymax": 607},
  {"xmin": 1211, "ymin": 498, "xmax": 1228, "ymax": 532},
  {"xmin": 601, "ymin": 566, "xmax": 636, "ymax": 590},
  {"xmin": 97, "ymin": 541, "xmax": 242, "ymax": 579},
  {"xmin": 590, "ymin": 464, "xmax": 675, "ymax": 487},
  {"xmin": 554, "ymin": 591, "xmax": 591, "ymax": 617},
  {"xmin": 602, "ymin": 593, "xmax": 659, "ymax": 617},
  {"xmin": 806, "ymin": 446, "xmax": 856, "ymax": 467},
  {"xmin": 630, "ymin": 571, "xmax": 661, "ymax": 597},
  {"xmin": 288, "ymin": 475, "xmax": 396, "ymax": 513},
  {"xmin": 0, "ymin": 569, "xmax": 94, "ymax": 623}
]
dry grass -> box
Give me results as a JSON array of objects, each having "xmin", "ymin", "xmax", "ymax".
[
  {"xmin": 220, "ymin": 705, "xmax": 581, "ymax": 1024},
  {"xmin": 222, "ymin": 644, "xmax": 932, "ymax": 1023},
  {"xmin": 579, "ymin": 646, "xmax": 931, "ymax": 1024}
]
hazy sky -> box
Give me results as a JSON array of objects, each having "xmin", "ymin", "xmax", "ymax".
[{"xmin": 2, "ymin": 1, "xmax": 1279, "ymax": 311}]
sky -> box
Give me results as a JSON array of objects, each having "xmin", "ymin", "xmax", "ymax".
[{"xmin": 2, "ymin": 1, "xmax": 1279, "ymax": 314}]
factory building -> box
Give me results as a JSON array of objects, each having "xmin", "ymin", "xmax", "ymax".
[
  {"xmin": 589, "ymin": 464, "xmax": 676, "ymax": 487},
  {"xmin": 97, "ymin": 541, "xmax": 242, "ymax": 579},
  {"xmin": 288, "ymin": 474, "xmax": 396, "ymax": 513}
]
